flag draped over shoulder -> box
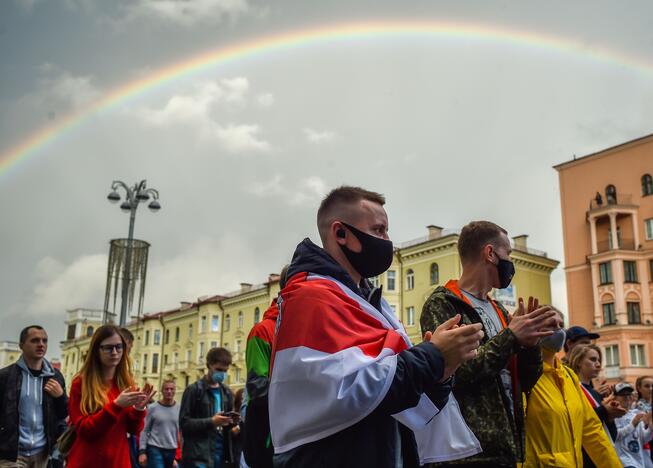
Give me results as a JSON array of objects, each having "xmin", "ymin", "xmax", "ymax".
[{"xmin": 269, "ymin": 272, "xmax": 481, "ymax": 463}]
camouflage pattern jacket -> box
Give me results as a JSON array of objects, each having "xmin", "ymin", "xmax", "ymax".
[{"xmin": 420, "ymin": 280, "xmax": 543, "ymax": 467}]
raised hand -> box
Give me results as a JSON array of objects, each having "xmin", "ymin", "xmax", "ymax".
[
  {"xmin": 508, "ymin": 300, "xmax": 557, "ymax": 347},
  {"xmin": 115, "ymin": 388, "xmax": 145, "ymax": 408},
  {"xmin": 135, "ymin": 383, "xmax": 157, "ymax": 410},
  {"xmin": 425, "ymin": 314, "xmax": 484, "ymax": 381},
  {"xmin": 602, "ymin": 394, "xmax": 627, "ymax": 421}
]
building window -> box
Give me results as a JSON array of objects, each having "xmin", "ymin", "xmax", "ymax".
[
  {"xmin": 238, "ymin": 311, "xmax": 244, "ymax": 329},
  {"xmin": 173, "ymin": 352, "xmax": 178, "ymax": 364},
  {"xmin": 200, "ymin": 316, "xmax": 207, "ymax": 333},
  {"xmin": 605, "ymin": 345, "xmax": 619, "ymax": 367},
  {"xmin": 86, "ymin": 326, "xmax": 94, "ymax": 337},
  {"xmin": 225, "ymin": 315, "xmax": 231, "ymax": 332},
  {"xmin": 153, "ymin": 330, "xmax": 161, "ymax": 345},
  {"xmin": 624, "ymin": 261, "xmax": 638, "ymax": 283},
  {"xmin": 406, "ymin": 306, "xmax": 415, "ymax": 326},
  {"xmin": 430, "ymin": 263, "xmax": 439, "ymax": 285},
  {"xmin": 236, "ymin": 340, "xmax": 242, "ymax": 353},
  {"xmin": 164, "ymin": 354, "xmax": 168, "ymax": 365},
  {"xmin": 406, "ymin": 269, "xmax": 415, "ymax": 290},
  {"xmin": 142, "ymin": 354, "xmax": 148, "ymax": 373},
  {"xmin": 175, "ymin": 327, "xmax": 180, "ymax": 342},
  {"xmin": 642, "ymin": 174, "xmax": 653, "ymax": 196},
  {"xmin": 198, "ymin": 343, "xmax": 205, "ymax": 363},
  {"xmin": 254, "ymin": 307, "xmax": 260, "ymax": 323},
  {"xmin": 650, "ymin": 260, "xmax": 653, "ymax": 282},
  {"xmin": 66, "ymin": 324, "xmax": 76, "ymax": 340},
  {"xmin": 165, "ymin": 329, "xmax": 170, "ymax": 344},
  {"xmin": 369, "ymin": 276, "xmax": 380, "ymax": 288},
  {"xmin": 645, "ymin": 218, "xmax": 653, "ymax": 241},
  {"xmin": 599, "ymin": 262, "xmax": 613, "ymax": 284},
  {"xmin": 387, "ymin": 271, "xmax": 396, "ymax": 291},
  {"xmin": 605, "ymin": 184, "xmax": 617, "ymax": 204},
  {"xmin": 145, "ymin": 330, "xmax": 150, "ymax": 346},
  {"xmin": 185, "ymin": 375, "xmax": 189, "ymax": 387},
  {"xmin": 188, "ymin": 324, "xmax": 193, "ymax": 338},
  {"xmin": 603, "ymin": 303, "xmax": 616, "ymax": 325},
  {"xmin": 186, "ymin": 350, "xmax": 191, "ymax": 362},
  {"xmin": 210, "ymin": 341, "xmax": 217, "ymax": 348},
  {"xmin": 630, "ymin": 344, "xmax": 646, "ymax": 367},
  {"xmin": 152, "ymin": 353, "xmax": 159, "ymax": 374},
  {"xmin": 627, "ymin": 302, "xmax": 641, "ymax": 324},
  {"xmin": 236, "ymin": 367, "xmax": 241, "ymax": 383},
  {"xmin": 211, "ymin": 315, "xmax": 219, "ymax": 332}
]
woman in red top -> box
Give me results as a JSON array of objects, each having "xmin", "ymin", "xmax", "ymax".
[{"xmin": 67, "ymin": 325, "xmax": 155, "ymax": 468}]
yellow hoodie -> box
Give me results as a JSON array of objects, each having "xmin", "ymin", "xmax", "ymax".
[{"xmin": 523, "ymin": 358, "xmax": 621, "ymax": 467}]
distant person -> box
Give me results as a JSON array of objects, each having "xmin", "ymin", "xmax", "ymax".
[
  {"xmin": 613, "ymin": 382, "xmax": 653, "ymax": 468},
  {"xmin": 231, "ymin": 388, "xmax": 244, "ymax": 465},
  {"xmin": 564, "ymin": 326, "xmax": 600, "ymax": 357},
  {"xmin": 67, "ymin": 325, "xmax": 155, "ymax": 468},
  {"xmin": 523, "ymin": 310, "xmax": 621, "ymax": 467},
  {"xmin": 242, "ymin": 265, "xmax": 288, "ymax": 468},
  {"xmin": 139, "ymin": 380, "xmax": 180, "ymax": 468},
  {"xmin": 0, "ymin": 325, "xmax": 68, "ymax": 468},
  {"xmin": 121, "ymin": 327, "xmax": 140, "ymax": 468},
  {"xmin": 179, "ymin": 347, "xmax": 238, "ymax": 468},
  {"xmin": 421, "ymin": 220, "xmax": 558, "ymax": 467}
]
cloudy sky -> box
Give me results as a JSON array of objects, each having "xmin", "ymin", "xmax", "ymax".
[{"xmin": 1, "ymin": 0, "xmax": 653, "ymax": 357}]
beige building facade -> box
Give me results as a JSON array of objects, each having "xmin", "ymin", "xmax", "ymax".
[
  {"xmin": 0, "ymin": 340, "xmax": 21, "ymax": 368},
  {"xmin": 61, "ymin": 226, "xmax": 558, "ymax": 395},
  {"xmin": 555, "ymin": 134, "xmax": 653, "ymax": 383}
]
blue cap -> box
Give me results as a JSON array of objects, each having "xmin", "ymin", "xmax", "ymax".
[{"xmin": 566, "ymin": 326, "xmax": 600, "ymax": 342}]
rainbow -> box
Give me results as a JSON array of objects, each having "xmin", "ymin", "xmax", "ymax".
[{"xmin": 2, "ymin": 20, "xmax": 652, "ymax": 178}]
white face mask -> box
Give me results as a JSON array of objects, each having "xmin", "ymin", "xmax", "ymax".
[{"xmin": 539, "ymin": 328, "xmax": 566, "ymax": 352}]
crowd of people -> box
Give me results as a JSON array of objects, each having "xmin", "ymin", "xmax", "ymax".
[{"xmin": 0, "ymin": 185, "xmax": 652, "ymax": 468}]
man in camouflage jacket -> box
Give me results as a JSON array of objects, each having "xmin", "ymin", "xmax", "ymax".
[{"xmin": 420, "ymin": 221, "xmax": 556, "ymax": 467}]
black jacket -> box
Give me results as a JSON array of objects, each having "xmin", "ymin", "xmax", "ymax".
[
  {"xmin": 273, "ymin": 238, "xmax": 451, "ymax": 468},
  {"xmin": 179, "ymin": 377, "xmax": 235, "ymax": 468},
  {"xmin": 0, "ymin": 359, "xmax": 68, "ymax": 461}
]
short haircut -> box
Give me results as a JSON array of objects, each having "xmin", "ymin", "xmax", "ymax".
[
  {"xmin": 279, "ymin": 264, "xmax": 290, "ymax": 289},
  {"xmin": 568, "ymin": 344, "xmax": 602, "ymax": 375},
  {"xmin": 206, "ymin": 347, "xmax": 232, "ymax": 367},
  {"xmin": 119, "ymin": 327, "xmax": 134, "ymax": 344},
  {"xmin": 19, "ymin": 325, "xmax": 45, "ymax": 344},
  {"xmin": 458, "ymin": 221, "xmax": 508, "ymax": 263},
  {"xmin": 161, "ymin": 379, "xmax": 176, "ymax": 388},
  {"xmin": 316, "ymin": 186, "xmax": 385, "ymax": 242}
]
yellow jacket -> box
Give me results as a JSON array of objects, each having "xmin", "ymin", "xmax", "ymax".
[{"xmin": 523, "ymin": 358, "xmax": 621, "ymax": 468}]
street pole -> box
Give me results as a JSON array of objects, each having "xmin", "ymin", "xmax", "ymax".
[{"xmin": 107, "ymin": 180, "xmax": 161, "ymax": 326}]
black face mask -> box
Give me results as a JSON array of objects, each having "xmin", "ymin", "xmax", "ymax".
[
  {"xmin": 494, "ymin": 254, "xmax": 515, "ymax": 289},
  {"xmin": 339, "ymin": 222, "xmax": 394, "ymax": 279}
]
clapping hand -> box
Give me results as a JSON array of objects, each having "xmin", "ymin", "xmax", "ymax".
[{"xmin": 508, "ymin": 297, "xmax": 557, "ymax": 347}]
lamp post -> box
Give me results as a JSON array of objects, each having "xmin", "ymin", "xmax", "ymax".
[{"xmin": 107, "ymin": 180, "xmax": 161, "ymax": 326}]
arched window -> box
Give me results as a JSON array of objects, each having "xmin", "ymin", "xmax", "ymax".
[
  {"xmin": 254, "ymin": 307, "xmax": 261, "ymax": 323},
  {"xmin": 406, "ymin": 269, "xmax": 414, "ymax": 290},
  {"xmin": 86, "ymin": 326, "xmax": 94, "ymax": 337},
  {"xmin": 225, "ymin": 315, "xmax": 231, "ymax": 332},
  {"xmin": 642, "ymin": 174, "xmax": 653, "ymax": 196},
  {"xmin": 605, "ymin": 184, "xmax": 617, "ymax": 204},
  {"xmin": 238, "ymin": 311, "xmax": 244, "ymax": 329},
  {"xmin": 430, "ymin": 263, "xmax": 439, "ymax": 285}
]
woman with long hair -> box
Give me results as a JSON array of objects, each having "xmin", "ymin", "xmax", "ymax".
[
  {"xmin": 569, "ymin": 344, "xmax": 626, "ymax": 467},
  {"xmin": 523, "ymin": 310, "xmax": 621, "ymax": 467},
  {"xmin": 67, "ymin": 325, "xmax": 155, "ymax": 467}
]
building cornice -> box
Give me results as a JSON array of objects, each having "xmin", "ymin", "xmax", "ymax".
[{"xmin": 553, "ymin": 132, "xmax": 653, "ymax": 171}]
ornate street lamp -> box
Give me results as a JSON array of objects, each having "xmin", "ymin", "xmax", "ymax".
[{"xmin": 105, "ymin": 180, "xmax": 161, "ymax": 326}]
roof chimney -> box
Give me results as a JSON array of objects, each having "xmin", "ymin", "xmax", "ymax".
[
  {"xmin": 268, "ymin": 273, "xmax": 280, "ymax": 283},
  {"xmin": 240, "ymin": 282, "xmax": 253, "ymax": 292},
  {"xmin": 427, "ymin": 225, "xmax": 443, "ymax": 239},
  {"xmin": 512, "ymin": 234, "xmax": 528, "ymax": 250}
]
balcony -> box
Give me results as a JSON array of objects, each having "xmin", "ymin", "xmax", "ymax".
[
  {"xmin": 588, "ymin": 194, "xmax": 637, "ymax": 215},
  {"xmin": 596, "ymin": 238, "xmax": 636, "ymax": 253}
]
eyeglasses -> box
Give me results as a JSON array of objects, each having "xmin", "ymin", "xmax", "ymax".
[{"xmin": 99, "ymin": 344, "xmax": 124, "ymax": 354}]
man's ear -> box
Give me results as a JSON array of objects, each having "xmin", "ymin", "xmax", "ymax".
[{"xmin": 332, "ymin": 221, "xmax": 347, "ymax": 244}]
